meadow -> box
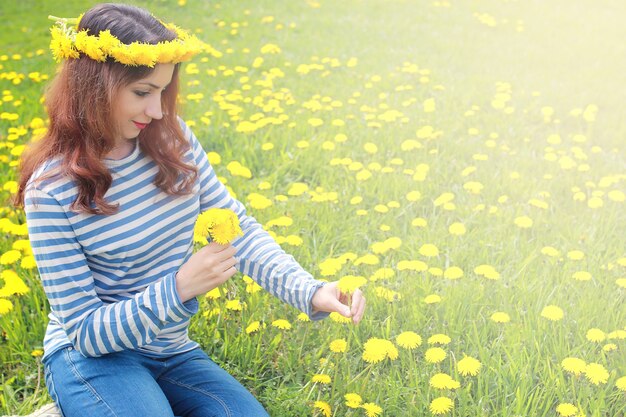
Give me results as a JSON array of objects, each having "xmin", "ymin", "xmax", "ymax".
[{"xmin": 1, "ymin": 0, "xmax": 625, "ymax": 416}]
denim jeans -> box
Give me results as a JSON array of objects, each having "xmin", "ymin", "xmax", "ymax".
[{"xmin": 43, "ymin": 346, "xmax": 270, "ymax": 417}]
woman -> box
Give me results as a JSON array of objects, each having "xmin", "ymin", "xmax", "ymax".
[{"xmin": 15, "ymin": 3, "xmax": 365, "ymax": 416}]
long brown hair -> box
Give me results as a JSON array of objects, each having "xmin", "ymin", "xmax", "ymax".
[{"xmin": 15, "ymin": 3, "xmax": 197, "ymax": 215}]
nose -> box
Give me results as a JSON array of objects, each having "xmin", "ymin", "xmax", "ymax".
[{"xmin": 145, "ymin": 95, "xmax": 163, "ymax": 120}]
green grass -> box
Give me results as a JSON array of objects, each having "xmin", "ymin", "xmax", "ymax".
[{"xmin": 1, "ymin": 0, "xmax": 625, "ymax": 415}]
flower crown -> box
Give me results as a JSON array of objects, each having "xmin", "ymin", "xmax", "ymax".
[{"xmin": 48, "ymin": 15, "xmax": 214, "ymax": 67}]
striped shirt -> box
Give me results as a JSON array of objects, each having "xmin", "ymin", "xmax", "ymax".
[{"xmin": 25, "ymin": 119, "xmax": 326, "ymax": 361}]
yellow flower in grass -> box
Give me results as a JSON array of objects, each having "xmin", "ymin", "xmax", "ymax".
[
  {"xmin": 602, "ymin": 343, "xmax": 617, "ymax": 352},
  {"xmin": 541, "ymin": 305, "xmax": 563, "ymax": 321},
  {"xmin": 20, "ymin": 255, "xmax": 37, "ymax": 269},
  {"xmin": 362, "ymin": 338, "xmax": 398, "ymax": 363},
  {"xmin": 344, "ymin": 393, "xmax": 362, "ymax": 408},
  {"xmin": 556, "ymin": 403, "xmax": 578, "ymax": 417},
  {"xmin": 443, "ymin": 267, "xmax": 463, "ymax": 280},
  {"xmin": 448, "ymin": 222, "xmax": 466, "ymax": 235},
  {"xmin": 329, "ymin": 312, "xmax": 352, "ymax": 323},
  {"xmin": 425, "ymin": 347, "xmax": 447, "ymax": 364},
  {"xmin": 586, "ymin": 328, "xmax": 605, "ymax": 342},
  {"xmin": 313, "ymin": 400, "xmax": 331, "ymax": 417},
  {"xmin": 429, "ymin": 373, "xmax": 460, "ymax": 390},
  {"xmin": 474, "ymin": 264, "xmax": 500, "ymax": 280},
  {"xmin": 194, "ymin": 208, "xmax": 242, "ymax": 245},
  {"xmin": 396, "ymin": 331, "xmax": 422, "ymax": 350},
  {"xmin": 584, "ymin": 363, "xmax": 609, "ymax": 385},
  {"xmin": 424, "ymin": 294, "xmax": 442, "ymax": 304},
  {"xmin": 361, "ymin": 402, "xmax": 383, "ymax": 417},
  {"xmin": 1, "ymin": 250, "xmax": 21, "ymax": 265},
  {"xmin": 514, "ymin": 216, "xmax": 533, "ymax": 228},
  {"xmin": 225, "ymin": 299, "xmax": 243, "ymax": 311},
  {"xmin": 428, "ymin": 334, "xmax": 451, "ymax": 345},
  {"xmin": 561, "ymin": 357, "xmax": 586, "ymax": 376},
  {"xmin": 297, "ymin": 312, "xmax": 310, "ymax": 322},
  {"xmin": 245, "ymin": 321, "xmax": 262, "ymax": 334},
  {"xmin": 31, "ymin": 349, "xmax": 44, "ymax": 358},
  {"xmin": 572, "ymin": 271, "xmax": 591, "ymax": 281},
  {"xmin": 329, "ymin": 338, "xmax": 347, "ymax": 353},
  {"xmin": 271, "ymin": 319, "xmax": 291, "ymax": 330},
  {"xmin": 429, "ymin": 396, "xmax": 453, "ymax": 414},
  {"xmin": 616, "ymin": 376, "xmax": 626, "ymax": 392},
  {"xmin": 311, "ymin": 374, "xmax": 331, "ymax": 384},
  {"xmin": 419, "ymin": 244, "xmax": 439, "ymax": 257},
  {"xmin": 337, "ymin": 275, "xmax": 367, "ymax": 293},
  {"xmin": 491, "ymin": 312, "xmax": 510, "ymax": 323},
  {"xmin": 0, "ymin": 270, "xmax": 30, "ymax": 296},
  {"xmin": 457, "ymin": 355, "xmax": 481, "ymax": 376},
  {"xmin": 0, "ymin": 299, "xmax": 13, "ymax": 315}
]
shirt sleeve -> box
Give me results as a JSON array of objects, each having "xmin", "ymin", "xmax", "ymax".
[
  {"xmin": 180, "ymin": 120, "xmax": 329, "ymax": 320},
  {"xmin": 24, "ymin": 188, "xmax": 197, "ymax": 358}
]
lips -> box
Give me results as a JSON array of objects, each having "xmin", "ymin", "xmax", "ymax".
[{"xmin": 133, "ymin": 121, "xmax": 149, "ymax": 130}]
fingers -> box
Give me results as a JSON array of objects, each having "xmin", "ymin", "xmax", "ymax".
[{"xmin": 350, "ymin": 289, "xmax": 366, "ymax": 324}]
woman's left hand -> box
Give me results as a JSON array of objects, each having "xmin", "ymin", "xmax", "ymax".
[{"xmin": 311, "ymin": 282, "xmax": 366, "ymax": 324}]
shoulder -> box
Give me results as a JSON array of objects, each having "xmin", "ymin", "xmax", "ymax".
[{"xmin": 26, "ymin": 156, "xmax": 77, "ymax": 202}]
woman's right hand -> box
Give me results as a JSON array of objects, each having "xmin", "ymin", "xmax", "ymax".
[{"xmin": 175, "ymin": 242, "xmax": 238, "ymax": 302}]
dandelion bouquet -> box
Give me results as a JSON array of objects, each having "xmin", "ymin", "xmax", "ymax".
[{"xmin": 193, "ymin": 208, "xmax": 243, "ymax": 245}]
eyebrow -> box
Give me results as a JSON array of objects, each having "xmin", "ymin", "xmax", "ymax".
[{"xmin": 137, "ymin": 82, "xmax": 170, "ymax": 89}]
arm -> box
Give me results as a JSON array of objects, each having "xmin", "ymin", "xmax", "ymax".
[
  {"xmin": 181, "ymin": 120, "xmax": 328, "ymax": 319},
  {"xmin": 25, "ymin": 188, "xmax": 197, "ymax": 357}
]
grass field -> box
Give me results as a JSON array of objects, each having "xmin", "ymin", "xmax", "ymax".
[{"xmin": 1, "ymin": 0, "xmax": 625, "ymax": 416}]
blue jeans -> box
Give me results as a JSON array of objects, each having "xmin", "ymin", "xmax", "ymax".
[{"xmin": 43, "ymin": 346, "xmax": 270, "ymax": 417}]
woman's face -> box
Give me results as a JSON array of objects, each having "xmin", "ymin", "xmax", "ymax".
[{"xmin": 111, "ymin": 63, "xmax": 175, "ymax": 143}]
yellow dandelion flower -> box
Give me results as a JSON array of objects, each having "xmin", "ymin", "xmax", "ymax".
[
  {"xmin": 429, "ymin": 396, "xmax": 453, "ymax": 415},
  {"xmin": 297, "ymin": 312, "xmax": 310, "ymax": 322},
  {"xmin": 361, "ymin": 402, "xmax": 383, "ymax": 417},
  {"xmin": 31, "ymin": 349, "xmax": 44, "ymax": 358},
  {"xmin": 362, "ymin": 338, "xmax": 398, "ymax": 363},
  {"xmin": 556, "ymin": 403, "xmax": 578, "ymax": 417},
  {"xmin": 443, "ymin": 266, "xmax": 463, "ymax": 280},
  {"xmin": 491, "ymin": 312, "xmax": 510, "ymax": 323},
  {"xmin": 425, "ymin": 347, "xmax": 447, "ymax": 364},
  {"xmin": 337, "ymin": 275, "xmax": 367, "ymax": 293},
  {"xmin": 541, "ymin": 305, "xmax": 564, "ymax": 321},
  {"xmin": 396, "ymin": 331, "xmax": 422, "ymax": 350},
  {"xmin": 567, "ymin": 250, "xmax": 585, "ymax": 260},
  {"xmin": 584, "ymin": 363, "xmax": 609, "ymax": 385},
  {"xmin": 0, "ymin": 299, "xmax": 13, "ymax": 315},
  {"xmin": 448, "ymin": 222, "xmax": 466, "ymax": 235},
  {"xmin": 205, "ymin": 287, "xmax": 221, "ymax": 300},
  {"xmin": 419, "ymin": 244, "xmax": 439, "ymax": 257},
  {"xmin": 313, "ymin": 400, "xmax": 331, "ymax": 417},
  {"xmin": 616, "ymin": 278, "xmax": 626, "ymax": 288},
  {"xmin": 329, "ymin": 338, "xmax": 347, "ymax": 353},
  {"xmin": 424, "ymin": 294, "xmax": 442, "ymax": 304},
  {"xmin": 586, "ymin": 328, "xmax": 606, "ymax": 342},
  {"xmin": 616, "ymin": 376, "xmax": 626, "ymax": 391},
  {"xmin": 474, "ymin": 264, "xmax": 500, "ymax": 280},
  {"xmin": 429, "ymin": 373, "xmax": 460, "ymax": 390},
  {"xmin": 457, "ymin": 355, "xmax": 481, "ymax": 376},
  {"xmin": 329, "ymin": 312, "xmax": 352, "ymax": 324},
  {"xmin": 225, "ymin": 299, "xmax": 243, "ymax": 311},
  {"xmin": 271, "ymin": 319, "xmax": 291, "ymax": 330},
  {"xmin": 20, "ymin": 255, "xmax": 37, "ymax": 269},
  {"xmin": 245, "ymin": 321, "xmax": 261, "ymax": 334},
  {"xmin": 572, "ymin": 271, "xmax": 591, "ymax": 281},
  {"xmin": 0, "ymin": 270, "xmax": 30, "ymax": 296},
  {"xmin": 311, "ymin": 374, "xmax": 331, "ymax": 384},
  {"xmin": 194, "ymin": 208, "xmax": 243, "ymax": 245},
  {"xmin": 428, "ymin": 334, "xmax": 451, "ymax": 345},
  {"xmin": 602, "ymin": 343, "xmax": 617, "ymax": 352},
  {"xmin": 561, "ymin": 357, "xmax": 586, "ymax": 376},
  {"xmin": 514, "ymin": 216, "xmax": 533, "ymax": 228},
  {"xmin": 344, "ymin": 393, "xmax": 362, "ymax": 408},
  {"xmin": 541, "ymin": 246, "xmax": 561, "ymax": 257},
  {"xmin": 1, "ymin": 250, "xmax": 22, "ymax": 265}
]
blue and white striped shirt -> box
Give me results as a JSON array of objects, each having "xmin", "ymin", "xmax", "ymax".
[{"xmin": 25, "ymin": 119, "xmax": 326, "ymax": 361}]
